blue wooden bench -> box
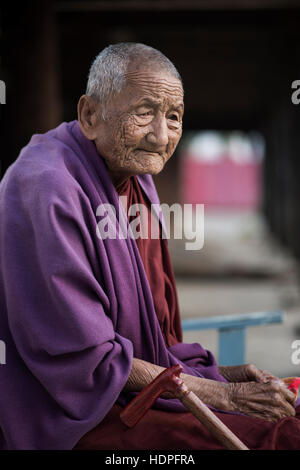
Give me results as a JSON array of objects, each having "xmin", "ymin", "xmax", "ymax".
[{"xmin": 181, "ymin": 310, "xmax": 285, "ymax": 366}]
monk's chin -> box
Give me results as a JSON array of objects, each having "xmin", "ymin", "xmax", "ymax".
[
  {"xmin": 136, "ymin": 162, "xmax": 165, "ymax": 176},
  {"xmin": 134, "ymin": 153, "xmax": 167, "ymax": 175}
]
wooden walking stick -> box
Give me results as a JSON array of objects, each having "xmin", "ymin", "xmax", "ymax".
[{"xmin": 120, "ymin": 364, "xmax": 249, "ymax": 450}]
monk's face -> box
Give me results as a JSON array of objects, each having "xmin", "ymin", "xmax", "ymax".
[{"xmin": 93, "ymin": 65, "xmax": 184, "ymax": 183}]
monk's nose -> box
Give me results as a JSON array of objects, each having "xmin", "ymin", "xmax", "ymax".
[{"xmin": 146, "ymin": 114, "xmax": 169, "ymax": 148}]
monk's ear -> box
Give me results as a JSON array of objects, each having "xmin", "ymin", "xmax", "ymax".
[{"xmin": 77, "ymin": 95, "xmax": 102, "ymax": 140}]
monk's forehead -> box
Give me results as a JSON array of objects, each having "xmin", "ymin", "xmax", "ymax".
[{"xmin": 124, "ymin": 66, "xmax": 183, "ymax": 104}]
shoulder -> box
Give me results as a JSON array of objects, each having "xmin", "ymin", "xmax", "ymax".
[
  {"xmin": 0, "ymin": 122, "xmax": 87, "ymax": 214},
  {"xmin": 16, "ymin": 122, "xmax": 79, "ymax": 183}
]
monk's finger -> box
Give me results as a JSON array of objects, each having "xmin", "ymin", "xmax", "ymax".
[
  {"xmin": 244, "ymin": 400, "xmax": 286, "ymax": 423},
  {"xmin": 266, "ymin": 379, "xmax": 297, "ymax": 404},
  {"xmin": 258, "ymin": 369, "xmax": 279, "ymax": 383},
  {"xmin": 279, "ymin": 398, "xmax": 296, "ymax": 418},
  {"xmin": 246, "ymin": 382, "xmax": 295, "ymax": 418},
  {"xmin": 278, "ymin": 381, "xmax": 297, "ymax": 405},
  {"xmin": 243, "ymin": 364, "xmax": 267, "ymax": 382},
  {"xmin": 264, "ymin": 382, "xmax": 296, "ymax": 418},
  {"xmin": 254, "ymin": 396, "xmax": 295, "ymax": 421}
]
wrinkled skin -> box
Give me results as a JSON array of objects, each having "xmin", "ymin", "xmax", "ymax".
[
  {"xmin": 78, "ymin": 62, "xmax": 296, "ymax": 422},
  {"xmin": 125, "ymin": 359, "xmax": 296, "ymax": 423},
  {"xmin": 219, "ymin": 364, "xmax": 296, "ymax": 422},
  {"xmin": 227, "ymin": 377, "xmax": 296, "ymax": 422},
  {"xmin": 78, "ymin": 63, "xmax": 184, "ymax": 186},
  {"xmin": 218, "ymin": 363, "xmax": 278, "ymax": 383}
]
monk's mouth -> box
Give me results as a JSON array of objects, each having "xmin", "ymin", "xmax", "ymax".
[{"xmin": 136, "ymin": 149, "xmax": 163, "ymax": 156}]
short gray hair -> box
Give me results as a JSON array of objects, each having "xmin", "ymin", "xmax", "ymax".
[{"xmin": 86, "ymin": 42, "xmax": 182, "ymax": 118}]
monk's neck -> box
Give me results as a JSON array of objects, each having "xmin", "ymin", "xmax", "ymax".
[
  {"xmin": 108, "ymin": 169, "xmax": 134, "ymax": 188},
  {"xmin": 100, "ymin": 154, "xmax": 135, "ymax": 187}
]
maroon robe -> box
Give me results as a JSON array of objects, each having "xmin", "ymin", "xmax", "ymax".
[
  {"xmin": 74, "ymin": 176, "xmax": 300, "ymax": 450},
  {"xmin": 116, "ymin": 175, "xmax": 182, "ymax": 348}
]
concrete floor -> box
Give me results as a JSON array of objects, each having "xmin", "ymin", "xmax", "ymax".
[{"xmin": 169, "ymin": 210, "xmax": 300, "ymax": 378}]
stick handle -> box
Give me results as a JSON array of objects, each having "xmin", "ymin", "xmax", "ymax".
[
  {"xmin": 181, "ymin": 391, "xmax": 249, "ymax": 450},
  {"xmin": 120, "ymin": 364, "xmax": 183, "ymax": 428}
]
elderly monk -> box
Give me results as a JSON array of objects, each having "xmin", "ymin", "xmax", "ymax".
[{"xmin": 0, "ymin": 43, "xmax": 299, "ymax": 450}]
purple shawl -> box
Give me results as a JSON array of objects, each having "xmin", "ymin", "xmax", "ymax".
[{"xmin": 0, "ymin": 121, "xmax": 226, "ymax": 449}]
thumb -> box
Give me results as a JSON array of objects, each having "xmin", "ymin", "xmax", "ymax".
[{"xmin": 257, "ymin": 369, "xmax": 278, "ymax": 384}]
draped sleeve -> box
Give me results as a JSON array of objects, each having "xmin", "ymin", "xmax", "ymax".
[{"xmin": 0, "ymin": 163, "xmax": 133, "ymax": 449}]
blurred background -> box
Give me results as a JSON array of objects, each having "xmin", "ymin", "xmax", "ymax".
[{"xmin": 1, "ymin": 0, "xmax": 300, "ymax": 377}]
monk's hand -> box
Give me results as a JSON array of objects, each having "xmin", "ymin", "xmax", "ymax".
[
  {"xmin": 227, "ymin": 380, "xmax": 296, "ymax": 422},
  {"xmin": 219, "ymin": 364, "xmax": 279, "ymax": 384}
]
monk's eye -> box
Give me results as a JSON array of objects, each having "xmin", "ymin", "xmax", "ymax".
[
  {"xmin": 137, "ymin": 110, "xmax": 153, "ymax": 117},
  {"xmin": 135, "ymin": 107, "xmax": 153, "ymax": 117},
  {"xmin": 167, "ymin": 113, "xmax": 182, "ymax": 128},
  {"xmin": 168, "ymin": 113, "xmax": 179, "ymax": 121}
]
